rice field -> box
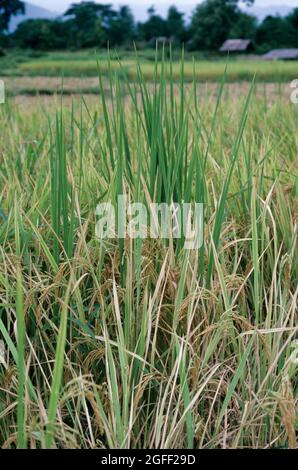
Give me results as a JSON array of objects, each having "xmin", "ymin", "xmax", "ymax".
[
  {"xmin": 17, "ymin": 58, "xmax": 298, "ymax": 82},
  {"xmin": 0, "ymin": 53, "xmax": 297, "ymax": 449},
  {"xmin": 1, "ymin": 50, "xmax": 298, "ymax": 82}
]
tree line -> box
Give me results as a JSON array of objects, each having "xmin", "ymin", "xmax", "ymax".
[{"xmin": 1, "ymin": 0, "xmax": 298, "ymax": 52}]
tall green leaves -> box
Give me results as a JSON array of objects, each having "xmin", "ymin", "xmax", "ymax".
[
  {"xmin": 206, "ymin": 80, "xmax": 254, "ymax": 288},
  {"xmin": 45, "ymin": 284, "xmax": 71, "ymax": 448},
  {"xmin": 14, "ymin": 204, "xmax": 26, "ymax": 449},
  {"xmin": 50, "ymin": 109, "xmax": 75, "ymax": 264}
]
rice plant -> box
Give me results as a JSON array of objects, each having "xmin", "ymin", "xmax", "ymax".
[{"xmin": 0, "ymin": 50, "xmax": 297, "ymax": 449}]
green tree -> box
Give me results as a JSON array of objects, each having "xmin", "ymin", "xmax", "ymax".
[
  {"xmin": 287, "ymin": 7, "xmax": 298, "ymax": 47},
  {"xmin": 139, "ymin": 6, "xmax": 167, "ymax": 42},
  {"xmin": 288, "ymin": 7, "xmax": 298, "ymax": 29},
  {"xmin": 255, "ymin": 15, "xmax": 295, "ymax": 51},
  {"xmin": 64, "ymin": 1, "xmax": 106, "ymax": 48},
  {"xmin": 190, "ymin": 0, "xmax": 254, "ymax": 50},
  {"xmin": 14, "ymin": 19, "xmax": 65, "ymax": 50},
  {"xmin": 64, "ymin": 1, "xmax": 103, "ymax": 24},
  {"xmin": 0, "ymin": 0, "xmax": 25, "ymax": 32},
  {"xmin": 229, "ymin": 12, "xmax": 257, "ymax": 39},
  {"xmin": 108, "ymin": 5, "xmax": 135, "ymax": 46},
  {"xmin": 166, "ymin": 5, "xmax": 187, "ymax": 43}
]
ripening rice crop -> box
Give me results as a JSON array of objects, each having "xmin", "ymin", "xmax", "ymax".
[{"xmin": 0, "ymin": 52, "xmax": 297, "ymax": 449}]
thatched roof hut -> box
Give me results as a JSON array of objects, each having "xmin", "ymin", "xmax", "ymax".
[
  {"xmin": 220, "ymin": 39, "xmax": 253, "ymax": 53},
  {"xmin": 263, "ymin": 49, "xmax": 298, "ymax": 60}
]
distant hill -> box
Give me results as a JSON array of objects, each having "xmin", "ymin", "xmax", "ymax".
[{"xmin": 9, "ymin": 2, "xmax": 58, "ymax": 32}]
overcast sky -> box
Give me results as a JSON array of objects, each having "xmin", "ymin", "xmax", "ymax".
[{"xmin": 28, "ymin": 0, "xmax": 298, "ymax": 14}]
